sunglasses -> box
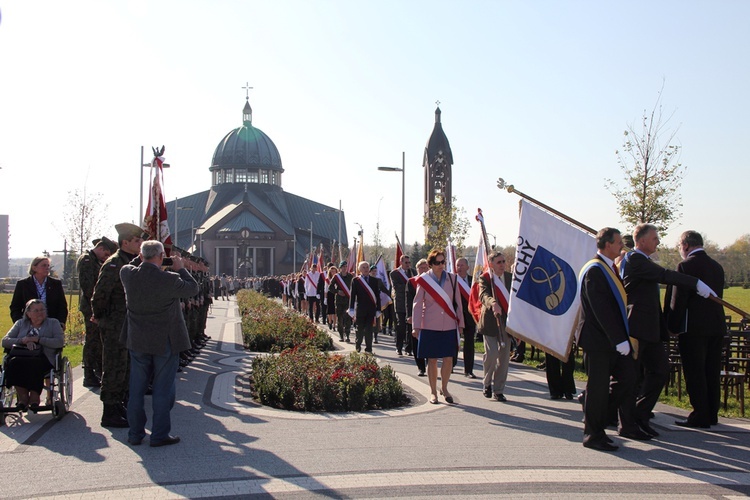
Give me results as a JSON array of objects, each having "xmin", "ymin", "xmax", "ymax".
[{"xmin": 434, "ymin": 260, "xmax": 446, "ymax": 265}]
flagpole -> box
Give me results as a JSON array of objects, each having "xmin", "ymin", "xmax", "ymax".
[
  {"xmin": 497, "ymin": 178, "xmax": 596, "ymax": 235},
  {"xmin": 476, "ymin": 208, "xmax": 505, "ymax": 347}
]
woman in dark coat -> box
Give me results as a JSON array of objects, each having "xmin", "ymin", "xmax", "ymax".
[{"xmin": 9, "ymin": 256, "xmax": 68, "ymax": 328}]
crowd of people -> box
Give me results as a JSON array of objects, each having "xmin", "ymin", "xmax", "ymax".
[{"xmin": 2, "ymin": 221, "xmax": 728, "ymax": 453}]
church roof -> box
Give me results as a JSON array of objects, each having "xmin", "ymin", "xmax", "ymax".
[
  {"xmin": 218, "ymin": 211, "xmax": 274, "ymax": 233},
  {"xmin": 424, "ymin": 106, "xmax": 453, "ymax": 165},
  {"xmin": 211, "ymin": 99, "xmax": 283, "ymax": 172}
]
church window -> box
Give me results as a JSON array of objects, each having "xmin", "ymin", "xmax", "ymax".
[
  {"xmin": 235, "ymin": 169, "xmax": 248, "ymax": 182},
  {"xmin": 216, "ymin": 170, "xmax": 224, "ymax": 184},
  {"xmin": 260, "ymin": 170, "xmax": 269, "ymax": 184},
  {"xmin": 225, "ymin": 169, "xmax": 234, "ymax": 183},
  {"xmin": 270, "ymin": 171, "xmax": 277, "ymax": 185},
  {"xmin": 249, "ymin": 171, "xmax": 259, "ymax": 183}
]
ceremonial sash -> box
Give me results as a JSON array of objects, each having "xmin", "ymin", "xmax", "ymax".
[
  {"xmin": 395, "ymin": 268, "xmax": 410, "ymax": 284},
  {"xmin": 415, "ymin": 273, "xmax": 459, "ymax": 322},
  {"xmin": 333, "ymin": 273, "xmax": 351, "ymax": 298},
  {"xmin": 579, "ymin": 259, "xmax": 629, "ymax": 335},
  {"xmin": 306, "ymin": 272, "xmax": 319, "ymax": 290},
  {"xmin": 457, "ymin": 275, "xmax": 471, "ymax": 303},
  {"xmin": 482, "ymin": 272, "xmax": 510, "ymax": 313},
  {"xmin": 356, "ymin": 276, "xmax": 377, "ymax": 306}
]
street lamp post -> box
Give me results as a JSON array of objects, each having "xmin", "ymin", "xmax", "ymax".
[{"xmin": 377, "ymin": 151, "xmax": 405, "ymax": 246}]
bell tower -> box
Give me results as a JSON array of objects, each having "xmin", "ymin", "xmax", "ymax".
[{"xmin": 423, "ymin": 103, "xmax": 454, "ymax": 239}]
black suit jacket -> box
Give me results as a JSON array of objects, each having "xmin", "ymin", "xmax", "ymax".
[
  {"xmin": 623, "ymin": 251, "xmax": 697, "ymax": 342},
  {"xmin": 10, "ymin": 276, "xmax": 68, "ymax": 326},
  {"xmin": 664, "ymin": 250, "xmax": 726, "ymax": 337},
  {"xmin": 349, "ymin": 275, "xmax": 381, "ymax": 320},
  {"xmin": 578, "ymin": 256, "xmax": 629, "ymax": 353}
]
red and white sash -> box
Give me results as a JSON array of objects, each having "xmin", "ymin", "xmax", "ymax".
[
  {"xmin": 356, "ymin": 276, "xmax": 377, "ymax": 306},
  {"xmin": 395, "ymin": 268, "xmax": 410, "ymax": 284},
  {"xmin": 306, "ymin": 272, "xmax": 319, "ymax": 289},
  {"xmin": 483, "ymin": 271, "xmax": 510, "ymax": 313},
  {"xmin": 456, "ymin": 275, "xmax": 471, "ymax": 303},
  {"xmin": 333, "ymin": 273, "xmax": 351, "ymax": 298},
  {"xmin": 415, "ymin": 273, "xmax": 458, "ymax": 322}
]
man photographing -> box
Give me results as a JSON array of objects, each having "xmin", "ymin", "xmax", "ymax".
[{"xmin": 120, "ymin": 240, "xmax": 199, "ymax": 447}]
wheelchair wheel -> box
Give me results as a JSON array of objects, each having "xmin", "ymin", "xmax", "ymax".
[
  {"xmin": 52, "ymin": 400, "xmax": 65, "ymax": 421},
  {"xmin": 60, "ymin": 357, "xmax": 73, "ymax": 411}
]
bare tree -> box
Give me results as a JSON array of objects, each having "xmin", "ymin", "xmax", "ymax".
[
  {"xmin": 606, "ymin": 88, "xmax": 686, "ymax": 236},
  {"xmin": 62, "ymin": 187, "xmax": 109, "ymax": 254}
]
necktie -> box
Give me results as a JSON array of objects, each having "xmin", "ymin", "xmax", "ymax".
[{"xmin": 612, "ymin": 262, "xmax": 622, "ymax": 282}]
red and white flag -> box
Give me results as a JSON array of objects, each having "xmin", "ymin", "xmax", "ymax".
[
  {"xmin": 346, "ymin": 241, "xmax": 357, "ymax": 274},
  {"xmin": 143, "ymin": 149, "xmax": 173, "ymax": 256},
  {"xmin": 317, "ymin": 243, "xmax": 324, "ymax": 273},
  {"xmin": 394, "ymin": 233, "xmax": 404, "ymax": 270},
  {"xmin": 472, "ymin": 234, "xmax": 488, "ymax": 283}
]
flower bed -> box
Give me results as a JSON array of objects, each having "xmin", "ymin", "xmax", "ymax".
[
  {"xmin": 251, "ymin": 345, "xmax": 405, "ymax": 412},
  {"xmin": 238, "ymin": 290, "xmax": 333, "ymax": 352}
]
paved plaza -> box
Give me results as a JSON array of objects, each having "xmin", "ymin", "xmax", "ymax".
[{"xmin": 1, "ymin": 298, "xmax": 749, "ymax": 499}]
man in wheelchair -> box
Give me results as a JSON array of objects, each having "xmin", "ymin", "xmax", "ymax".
[{"xmin": 2, "ymin": 299, "xmax": 65, "ymax": 412}]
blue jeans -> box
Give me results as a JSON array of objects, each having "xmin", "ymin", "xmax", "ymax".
[{"xmin": 128, "ymin": 344, "xmax": 178, "ymax": 443}]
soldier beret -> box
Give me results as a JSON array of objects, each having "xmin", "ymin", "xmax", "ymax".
[
  {"xmin": 115, "ymin": 223, "xmax": 149, "ymax": 240},
  {"xmin": 92, "ymin": 238, "xmax": 102, "ymax": 247},
  {"xmin": 622, "ymin": 234, "xmax": 634, "ymax": 249},
  {"xmin": 339, "ymin": 260, "xmax": 347, "ymax": 268},
  {"xmin": 369, "ymin": 265, "xmax": 377, "ymax": 271}
]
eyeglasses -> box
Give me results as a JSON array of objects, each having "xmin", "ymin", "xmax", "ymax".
[
  {"xmin": 434, "ymin": 260, "xmax": 446, "ymax": 265},
  {"xmin": 496, "ymin": 260, "xmax": 506, "ymax": 264}
]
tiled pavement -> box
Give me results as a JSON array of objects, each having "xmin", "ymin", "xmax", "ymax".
[{"xmin": 2, "ymin": 297, "xmax": 749, "ymax": 499}]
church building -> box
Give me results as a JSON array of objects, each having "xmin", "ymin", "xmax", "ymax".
[{"xmin": 166, "ymin": 96, "xmax": 346, "ymax": 277}]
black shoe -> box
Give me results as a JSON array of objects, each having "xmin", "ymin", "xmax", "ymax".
[
  {"xmin": 583, "ymin": 440, "xmax": 619, "ymax": 452},
  {"xmin": 637, "ymin": 419, "xmax": 660, "ymax": 437},
  {"xmin": 675, "ymin": 419, "xmax": 710, "ymax": 429},
  {"xmin": 537, "ymin": 362, "xmax": 546, "ymax": 370},
  {"xmin": 405, "ymin": 350, "xmax": 412, "ymax": 356},
  {"xmin": 397, "ymin": 349, "xmax": 403, "ymax": 356},
  {"xmin": 101, "ymin": 410, "xmax": 129, "ymax": 429},
  {"xmin": 483, "ymin": 386, "xmax": 492, "ymax": 398},
  {"xmin": 150, "ymin": 435, "xmax": 181, "ymax": 447},
  {"xmin": 510, "ymin": 355, "xmax": 525, "ymax": 363},
  {"xmin": 465, "ymin": 373, "xmax": 476, "ymax": 379},
  {"xmin": 340, "ymin": 336, "xmax": 344, "ymax": 341},
  {"xmin": 550, "ymin": 393, "xmax": 563, "ymax": 400},
  {"xmin": 127, "ymin": 437, "xmax": 143, "ymax": 446},
  {"xmin": 577, "ymin": 391, "xmax": 586, "ymax": 406},
  {"xmin": 564, "ymin": 393, "xmax": 574, "ymax": 400},
  {"xmin": 418, "ymin": 370, "xmax": 426, "ymax": 377},
  {"xmin": 618, "ymin": 428, "xmax": 652, "ymax": 441},
  {"xmin": 374, "ymin": 338, "xmax": 378, "ymax": 344},
  {"xmin": 494, "ymin": 393, "xmax": 507, "ymax": 402}
]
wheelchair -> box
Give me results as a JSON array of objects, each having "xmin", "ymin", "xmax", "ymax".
[{"xmin": 0, "ymin": 348, "xmax": 73, "ymax": 425}]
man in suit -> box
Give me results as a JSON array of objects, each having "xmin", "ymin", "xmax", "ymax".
[
  {"xmin": 579, "ymin": 227, "xmax": 637, "ymax": 451},
  {"xmin": 330, "ymin": 261, "xmax": 354, "ymax": 342},
  {"xmin": 620, "ymin": 223, "xmax": 715, "ymax": 438},
  {"xmin": 455, "ymin": 258, "xmax": 477, "ymax": 378},
  {"xmin": 664, "ymin": 230, "xmax": 726, "ymax": 428},
  {"xmin": 120, "ymin": 240, "xmax": 199, "ymax": 447},
  {"xmin": 391, "ymin": 255, "xmax": 415, "ymax": 356},
  {"xmin": 476, "ymin": 251, "xmax": 513, "ymax": 402},
  {"xmin": 348, "ymin": 261, "xmax": 382, "ymax": 353}
]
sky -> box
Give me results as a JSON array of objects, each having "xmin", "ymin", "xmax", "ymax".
[{"xmin": 1, "ymin": 1, "xmax": 748, "ymax": 259}]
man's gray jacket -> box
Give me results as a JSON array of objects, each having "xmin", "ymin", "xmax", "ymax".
[{"xmin": 120, "ymin": 262, "xmax": 199, "ymax": 355}]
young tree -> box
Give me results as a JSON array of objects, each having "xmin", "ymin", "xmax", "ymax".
[
  {"xmin": 423, "ymin": 196, "xmax": 471, "ymax": 254},
  {"xmin": 606, "ymin": 90, "xmax": 686, "ymax": 236},
  {"xmin": 61, "ymin": 187, "xmax": 109, "ymax": 254}
]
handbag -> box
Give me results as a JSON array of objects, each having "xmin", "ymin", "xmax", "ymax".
[{"xmin": 9, "ymin": 343, "xmax": 44, "ymax": 358}]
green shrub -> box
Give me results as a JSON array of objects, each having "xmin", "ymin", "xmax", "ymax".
[
  {"xmin": 251, "ymin": 345, "xmax": 405, "ymax": 412},
  {"xmin": 238, "ymin": 289, "xmax": 333, "ymax": 352}
]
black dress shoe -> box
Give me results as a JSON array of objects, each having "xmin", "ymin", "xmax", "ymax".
[
  {"xmin": 493, "ymin": 393, "xmax": 507, "ymax": 402},
  {"xmin": 583, "ymin": 440, "xmax": 619, "ymax": 452},
  {"xmin": 637, "ymin": 419, "xmax": 660, "ymax": 437},
  {"xmin": 619, "ymin": 428, "xmax": 652, "ymax": 441},
  {"xmin": 564, "ymin": 393, "xmax": 574, "ymax": 400},
  {"xmin": 418, "ymin": 370, "xmax": 426, "ymax": 377},
  {"xmin": 675, "ymin": 419, "xmax": 710, "ymax": 429},
  {"xmin": 483, "ymin": 386, "xmax": 492, "ymax": 398},
  {"xmin": 127, "ymin": 437, "xmax": 143, "ymax": 446},
  {"xmin": 150, "ymin": 435, "xmax": 180, "ymax": 447},
  {"xmin": 577, "ymin": 392, "xmax": 586, "ymax": 406},
  {"xmin": 550, "ymin": 393, "xmax": 563, "ymax": 400},
  {"xmin": 83, "ymin": 378, "xmax": 101, "ymax": 388},
  {"xmin": 465, "ymin": 373, "xmax": 476, "ymax": 379}
]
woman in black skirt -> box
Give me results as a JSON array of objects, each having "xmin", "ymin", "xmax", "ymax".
[{"xmin": 2, "ymin": 299, "xmax": 65, "ymax": 411}]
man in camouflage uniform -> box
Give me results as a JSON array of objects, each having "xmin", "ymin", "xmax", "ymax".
[
  {"xmin": 77, "ymin": 236, "xmax": 118, "ymax": 388},
  {"xmin": 92, "ymin": 223, "xmax": 146, "ymax": 428}
]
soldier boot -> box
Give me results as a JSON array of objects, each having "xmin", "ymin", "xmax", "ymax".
[{"xmin": 101, "ymin": 404, "xmax": 129, "ymax": 428}]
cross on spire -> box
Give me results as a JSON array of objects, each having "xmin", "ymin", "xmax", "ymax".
[
  {"xmin": 435, "ymin": 100, "xmax": 441, "ymax": 107},
  {"xmin": 242, "ymin": 82, "xmax": 254, "ymax": 100}
]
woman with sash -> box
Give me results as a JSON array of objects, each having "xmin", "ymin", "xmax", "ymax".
[{"xmin": 412, "ymin": 250, "xmax": 465, "ymax": 404}]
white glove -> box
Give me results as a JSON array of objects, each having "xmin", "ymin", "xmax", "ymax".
[
  {"xmin": 615, "ymin": 340, "xmax": 631, "ymax": 356},
  {"xmin": 375, "ymin": 311, "xmax": 381, "ymax": 319},
  {"xmin": 348, "ymin": 308, "xmax": 356, "ymax": 319},
  {"xmin": 316, "ymin": 294, "xmax": 320, "ymax": 299},
  {"xmin": 696, "ymin": 279, "xmax": 716, "ymax": 299}
]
